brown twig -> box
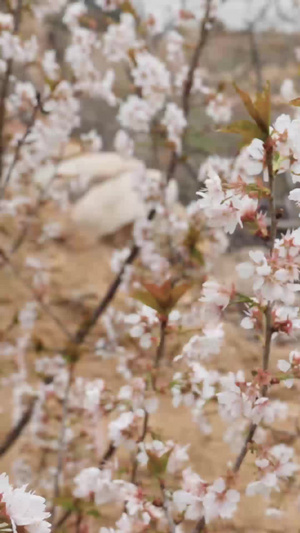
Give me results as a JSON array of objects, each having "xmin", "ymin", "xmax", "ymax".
[
  {"xmin": 99, "ymin": 442, "xmax": 116, "ymax": 468},
  {"xmin": 155, "ymin": 319, "xmax": 168, "ymax": 368},
  {"xmin": 75, "ymin": 511, "xmax": 82, "ymax": 533},
  {"xmin": 49, "ymin": 6, "xmax": 215, "ymax": 525},
  {"xmin": 0, "ymin": 397, "xmax": 37, "ymax": 457},
  {"xmin": 73, "ymin": 242, "xmax": 141, "ymax": 346},
  {"xmin": 0, "ymin": 0, "xmax": 23, "ymax": 181},
  {"xmin": 248, "ymin": 26, "xmax": 263, "ymax": 92},
  {"xmin": 51, "ymin": 363, "xmax": 75, "ymax": 525},
  {"xmin": 0, "ymin": 94, "xmax": 41, "ymax": 197},
  {"xmin": 166, "ymin": 0, "xmax": 214, "ymax": 182},
  {"xmin": 192, "ymin": 142, "xmax": 277, "ymax": 533},
  {"xmin": 131, "ymin": 410, "xmax": 149, "ymax": 484},
  {"xmin": 9, "ymin": 158, "xmax": 61, "ymax": 256},
  {"xmin": 159, "ymin": 480, "xmax": 176, "ymax": 533},
  {"xmin": 54, "ymin": 509, "xmax": 72, "ymax": 530}
]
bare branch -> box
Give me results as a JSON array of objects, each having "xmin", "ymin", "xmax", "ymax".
[
  {"xmin": 159, "ymin": 480, "xmax": 176, "ymax": 533},
  {"xmin": 54, "ymin": 509, "xmax": 72, "ymax": 531},
  {"xmin": 99, "ymin": 442, "xmax": 117, "ymax": 468},
  {"xmin": 50, "ymin": 363, "xmax": 74, "ymax": 525},
  {"xmin": 131, "ymin": 410, "xmax": 149, "ymax": 484},
  {"xmin": 0, "ymin": 397, "xmax": 37, "ymax": 457},
  {"xmin": 192, "ymin": 140, "xmax": 277, "ymax": 533},
  {"xmin": 247, "ymin": 26, "xmax": 263, "ymax": 92},
  {"xmin": 0, "ymin": 0, "xmax": 23, "ymax": 181},
  {"xmin": 0, "ymin": 93, "xmax": 42, "ymax": 197},
  {"xmin": 155, "ymin": 318, "xmax": 168, "ymax": 368}
]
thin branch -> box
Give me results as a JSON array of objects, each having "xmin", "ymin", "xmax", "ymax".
[
  {"xmin": 0, "ymin": 94, "xmax": 41, "ymax": 197},
  {"xmin": 159, "ymin": 480, "xmax": 176, "ymax": 533},
  {"xmin": 131, "ymin": 410, "xmax": 149, "ymax": 484},
  {"xmin": 73, "ymin": 242, "xmax": 140, "ymax": 345},
  {"xmin": 0, "ymin": 397, "xmax": 36, "ymax": 457},
  {"xmin": 71, "ymin": 0, "xmax": 215, "ymax": 345},
  {"xmin": 166, "ymin": 0, "xmax": 215, "ymax": 182},
  {"xmin": 247, "ymin": 26, "xmax": 263, "ymax": 92},
  {"xmin": 99, "ymin": 442, "xmax": 116, "ymax": 468},
  {"xmin": 232, "ymin": 422, "xmax": 257, "ymax": 473},
  {"xmin": 75, "ymin": 511, "xmax": 82, "ymax": 533},
  {"xmin": 191, "ymin": 517, "xmax": 205, "ymax": 533},
  {"xmin": 192, "ymin": 142, "xmax": 277, "ymax": 533},
  {"xmin": 245, "ymin": 0, "xmax": 268, "ymax": 92},
  {"xmin": 9, "ymin": 159, "xmax": 61, "ymax": 256},
  {"xmin": 182, "ymin": 0, "xmax": 213, "ymax": 118},
  {"xmin": 49, "ymin": 14, "xmax": 215, "ymax": 523},
  {"xmin": 0, "ymin": 0, "xmax": 23, "ymax": 181},
  {"xmin": 54, "ymin": 509, "xmax": 72, "ymax": 531},
  {"xmin": 50, "ymin": 363, "xmax": 74, "ymax": 526},
  {"xmin": 155, "ymin": 319, "xmax": 168, "ymax": 368}
]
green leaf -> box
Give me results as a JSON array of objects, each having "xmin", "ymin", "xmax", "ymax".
[
  {"xmin": 191, "ymin": 247, "xmax": 205, "ymax": 265},
  {"xmin": 221, "ymin": 119, "xmax": 264, "ymax": 146},
  {"xmin": 132, "ymin": 289, "xmax": 162, "ymax": 313},
  {"xmin": 234, "ymin": 83, "xmax": 270, "ymax": 135},
  {"xmin": 147, "ymin": 449, "xmax": 173, "ymax": 477}
]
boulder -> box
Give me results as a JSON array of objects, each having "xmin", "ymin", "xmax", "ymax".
[
  {"xmin": 71, "ymin": 168, "xmax": 179, "ymax": 238},
  {"xmin": 71, "ymin": 170, "xmax": 146, "ymax": 238},
  {"xmin": 33, "ymin": 152, "xmax": 143, "ymax": 191}
]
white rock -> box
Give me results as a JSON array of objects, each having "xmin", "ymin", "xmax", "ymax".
[
  {"xmin": 71, "ymin": 170, "xmax": 146, "ymax": 238},
  {"xmin": 33, "ymin": 153, "xmax": 143, "ymax": 189}
]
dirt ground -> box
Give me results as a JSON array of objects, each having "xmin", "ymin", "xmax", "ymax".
[{"xmin": 0, "ymin": 201, "xmax": 299, "ymax": 532}]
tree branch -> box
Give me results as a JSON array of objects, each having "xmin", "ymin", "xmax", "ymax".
[
  {"xmin": 155, "ymin": 318, "xmax": 168, "ymax": 369},
  {"xmin": 0, "ymin": 0, "xmax": 23, "ymax": 181},
  {"xmin": 192, "ymin": 141, "xmax": 277, "ymax": 533},
  {"xmin": 247, "ymin": 26, "xmax": 263, "ymax": 92},
  {"xmin": 131, "ymin": 410, "xmax": 149, "ymax": 484},
  {"xmin": 99, "ymin": 442, "xmax": 116, "ymax": 468},
  {"xmin": 0, "ymin": 93, "xmax": 41, "ymax": 197},
  {"xmin": 50, "ymin": 363, "xmax": 74, "ymax": 525},
  {"xmin": 72, "ymin": 0, "xmax": 215, "ymax": 346},
  {"xmin": 0, "ymin": 397, "xmax": 36, "ymax": 457},
  {"xmin": 159, "ymin": 480, "xmax": 176, "ymax": 533}
]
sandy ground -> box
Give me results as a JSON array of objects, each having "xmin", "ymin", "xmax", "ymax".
[{"xmin": 0, "ymin": 201, "xmax": 299, "ymax": 532}]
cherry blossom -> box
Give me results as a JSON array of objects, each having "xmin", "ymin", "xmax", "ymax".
[
  {"xmin": 0, "ymin": 474, "xmax": 50, "ymax": 533},
  {"xmin": 277, "ymin": 350, "xmax": 300, "ymax": 388},
  {"xmin": 236, "ymin": 249, "xmax": 300, "ymax": 304},
  {"xmin": 103, "ymin": 13, "xmax": 138, "ymax": 63},
  {"xmin": 131, "ymin": 51, "xmax": 171, "ymax": 111},
  {"xmin": 203, "ymin": 478, "xmax": 240, "ymax": 522},
  {"xmin": 118, "ymin": 95, "xmax": 154, "ymax": 132},
  {"xmin": 247, "ymin": 445, "xmax": 298, "ymax": 497}
]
